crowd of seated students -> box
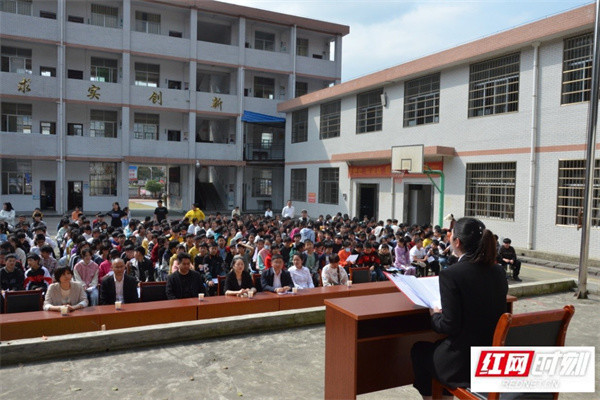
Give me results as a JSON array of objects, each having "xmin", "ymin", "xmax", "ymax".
[{"xmin": 0, "ymin": 201, "xmax": 523, "ymax": 313}]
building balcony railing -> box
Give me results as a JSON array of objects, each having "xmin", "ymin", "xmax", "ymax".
[
  {"xmin": 130, "ymin": 31, "xmax": 190, "ymax": 60},
  {"xmin": 244, "ymin": 142, "xmax": 284, "ymax": 161},
  {"xmin": 0, "ymin": 11, "xmax": 58, "ymax": 41},
  {"xmin": 296, "ymin": 55, "xmax": 338, "ymax": 79}
]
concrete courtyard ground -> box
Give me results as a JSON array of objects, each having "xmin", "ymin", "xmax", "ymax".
[{"xmin": 0, "ymin": 291, "xmax": 598, "ymax": 400}]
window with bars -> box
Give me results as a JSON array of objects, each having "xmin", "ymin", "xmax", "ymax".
[
  {"xmin": 320, "ymin": 100, "xmax": 341, "ymax": 139},
  {"xmin": 562, "ymin": 32, "xmax": 592, "ymax": 105},
  {"xmin": 89, "ymin": 162, "xmax": 117, "ymax": 196},
  {"xmin": 91, "ymin": 4, "xmax": 119, "ymax": 28},
  {"xmin": 90, "ymin": 57, "xmax": 118, "ymax": 83},
  {"xmin": 254, "ymin": 76, "xmax": 274, "ymax": 99},
  {"xmin": 556, "ymin": 159, "xmax": 600, "ymax": 227},
  {"xmin": 90, "ymin": 109, "xmax": 117, "ymax": 138},
  {"xmin": 1, "ymin": 46, "xmax": 32, "ymax": 74},
  {"xmin": 252, "ymin": 169, "xmax": 273, "ymax": 197},
  {"xmin": 465, "ymin": 162, "xmax": 516, "ymax": 220},
  {"xmin": 1, "ymin": 159, "xmax": 32, "ymax": 195},
  {"xmin": 67, "ymin": 123, "xmax": 83, "ymax": 136},
  {"xmin": 295, "ymin": 81, "xmax": 308, "ymax": 97},
  {"xmin": 356, "ymin": 88, "xmax": 383, "ymax": 133},
  {"xmin": 133, "ymin": 113, "xmax": 159, "ymax": 140},
  {"xmin": 255, "ymin": 31, "xmax": 275, "ymax": 51},
  {"xmin": 296, "ymin": 38, "xmax": 309, "ymax": 57},
  {"xmin": 40, "ymin": 121, "xmax": 56, "ymax": 135},
  {"xmin": 0, "ymin": 0, "xmax": 32, "ymax": 15},
  {"xmin": 319, "ymin": 167, "xmax": 339, "ymax": 204},
  {"xmin": 291, "ymin": 109, "xmax": 308, "ymax": 143},
  {"xmin": 135, "ymin": 11, "xmax": 161, "ymax": 34},
  {"xmin": 134, "ymin": 62, "xmax": 160, "ymax": 87},
  {"xmin": 290, "ymin": 169, "xmax": 307, "ymax": 202},
  {"xmin": 403, "ymin": 73, "xmax": 440, "ymax": 127},
  {"xmin": 468, "ymin": 53, "xmax": 519, "ymax": 117},
  {"xmin": 1, "ymin": 102, "xmax": 32, "ymax": 133}
]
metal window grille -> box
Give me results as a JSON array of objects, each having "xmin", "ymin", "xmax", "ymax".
[
  {"xmin": 133, "ymin": 113, "xmax": 159, "ymax": 140},
  {"xmin": 252, "ymin": 169, "xmax": 272, "ymax": 197},
  {"xmin": 255, "ymin": 31, "xmax": 275, "ymax": 51},
  {"xmin": 290, "ymin": 168, "xmax": 307, "ymax": 202},
  {"xmin": 91, "ymin": 4, "xmax": 119, "ymax": 28},
  {"xmin": 356, "ymin": 88, "xmax": 383, "ymax": 133},
  {"xmin": 403, "ymin": 73, "xmax": 440, "ymax": 127},
  {"xmin": 90, "ymin": 57, "xmax": 118, "ymax": 83},
  {"xmin": 562, "ymin": 32, "xmax": 593, "ymax": 105},
  {"xmin": 291, "ymin": 108, "xmax": 308, "ymax": 143},
  {"xmin": 134, "ymin": 63, "xmax": 160, "ymax": 87},
  {"xmin": 319, "ymin": 167, "xmax": 339, "ymax": 204},
  {"xmin": 1, "ymin": 102, "xmax": 32, "ymax": 133},
  {"xmin": 1, "ymin": 46, "xmax": 32, "ymax": 74},
  {"xmin": 468, "ymin": 53, "xmax": 519, "ymax": 117},
  {"xmin": 89, "ymin": 109, "xmax": 117, "ymax": 138},
  {"xmin": 1, "ymin": 0, "xmax": 32, "ymax": 15},
  {"xmin": 556, "ymin": 159, "xmax": 600, "ymax": 226},
  {"xmin": 320, "ymin": 100, "xmax": 341, "ymax": 139},
  {"xmin": 465, "ymin": 162, "xmax": 516, "ymax": 220},
  {"xmin": 135, "ymin": 11, "xmax": 161, "ymax": 34},
  {"xmin": 296, "ymin": 38, "xmax": 309, "ymax": 57},
  {"xmin": 89, "ymin": 162, "xmax": 117, "ymax": 196},
  {"xmin": 1, "ymin": 159, "xmax": 32, "ymax": 195}
]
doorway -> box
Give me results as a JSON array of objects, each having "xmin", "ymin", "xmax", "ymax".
[
  {"xmin": 68, "ymin": 181, "xmax": 83, "ymax": 211},
  {"xmin": 404, "ymin": 184, "xmax": 433, "ymax": 225},
  {"xmin": 40, "ymin": 181, "xmax": 56, "ymax": 211},
  {"xmin": 357, "ymin": 184, "xmax": 378, "ymax": 220}
]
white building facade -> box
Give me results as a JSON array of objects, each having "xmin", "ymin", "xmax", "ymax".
[
  {"xmin": 0, "ymin": 0, "xmax": 347, "ymax": 213},
  {"xmin": 279, "ymin": 4, "xmax": 599, "ymax": 259}
]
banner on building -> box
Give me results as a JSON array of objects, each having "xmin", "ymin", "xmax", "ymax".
[
  {"xmin": 348, "ymin": 161, "xmax": 443, "ymax": 179},
  {"xmin": 129, "ymin": 166, "xmax": 138, "ymax": 181}
]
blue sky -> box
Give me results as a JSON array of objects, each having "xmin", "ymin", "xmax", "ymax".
[{"xmin": 231, "ymin": 0, "xmax": 593, "ymax": 81}]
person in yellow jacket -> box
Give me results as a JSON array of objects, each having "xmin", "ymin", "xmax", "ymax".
[{"xmin": 184, "ymin": 203, "xmax": 206, "ymax": 222}]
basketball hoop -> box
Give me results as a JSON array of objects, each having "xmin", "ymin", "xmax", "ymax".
[{"xmin": 392, "ymin": 169, "xmax": 408, "ymax": 182}]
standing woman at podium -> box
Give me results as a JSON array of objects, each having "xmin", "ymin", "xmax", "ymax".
[{"xmin": 411, "ymin": 217, "xmax": 508, "ymax": 399}]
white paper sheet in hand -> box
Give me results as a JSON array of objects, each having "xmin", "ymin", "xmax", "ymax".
[
  {"xmin": 345, "ymin": 254, "xmax": 358, "ymax": 264},
  {"xmin": 384, "ymin": 273, "xmax": 441, "ymax": 309}
]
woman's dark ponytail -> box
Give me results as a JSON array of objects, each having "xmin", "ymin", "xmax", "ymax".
[
  {"xmin": 472, "ymin": 228, "xmax": 497, "ymax": 266},
  {"xmin": 453, "ymin": 217, "xmax": 497, "ymax": 266}
]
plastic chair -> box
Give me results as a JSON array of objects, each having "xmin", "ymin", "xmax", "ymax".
[
  {"xmin": 3, "ymin": 290, "xmax": 44, "ymax": 313},
  {"xmin": 139, "ymin": 281, "xmax": 167, "ymax": 302},
  {"xmin": 432, "ymin": 305, "xmax": 575, "ymax": 400}
]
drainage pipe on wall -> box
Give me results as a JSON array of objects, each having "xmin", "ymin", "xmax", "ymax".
[{"xmin": 527, "ymin": 42, "xmax": 541, "ymax": 250}]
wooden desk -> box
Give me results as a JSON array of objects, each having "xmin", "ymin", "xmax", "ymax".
[
  {"xmin": 324, "ymin": 293, "xmax": 518, "ymax": 400},
  {"xmin": 0, "ymin": 308, "xmax": 101, "ymax": 341},
  {"xmin": 197, "ymin": 292, "xmax": 279, "ymax": 319},
  {"xmin": 99, "ymin": 299, "xmax": 199, "ymax": 330}
]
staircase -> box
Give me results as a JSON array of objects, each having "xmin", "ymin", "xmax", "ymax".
[{"xmin": 195, "ymin": 182, "xmax": 225, "ymax": 211}]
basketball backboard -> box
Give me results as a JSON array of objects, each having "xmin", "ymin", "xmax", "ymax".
[{"xmin": 391, "ymin": 145, "xmax": 424, "ymax": 174}]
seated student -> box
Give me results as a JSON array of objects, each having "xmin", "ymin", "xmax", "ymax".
[
  {"xmin": 165, "ymin": 253, "xmax": 206, "ymax": 299},
  {"xmin": 24, "ymin": 253, "xmax": 52, "ymax": 293},
  {"xmin": 128, "ymin": 246, "xmax": 155, "ymax": 282},
  {"xmin": 288, "ymin": 253, "xmax": 315, "ymax": 289},
  {"xmin": 409, "ymin": 238, "xmax": 428, "ymax": 277},
  {"xmin": 424, "ymin": 239, "xmax": 441, "ymax": 276},
  {"xmin": 100, "ymin": 258, "xmax": 139, "ymax": 305},
  {"xmin": 337, "ymin": 241, "xmax": 353, "ymax": 267},
  {"xmin": 357, "ymin": 243, "xmax": 382, "ymax": 281},
  {"xmin": 73, "ymin": 249, "xmax": 99, "ymax": 306},
  {"xmin": 411, "ymin": 217, "xmax": 508, "ymax": 399},
  {"xmin": 44, "ymin": 266, "xmax": 88, "ymax": 312},
  {"xmin": 1, "ymin": 253, "xmax": 24, "ymax": 291},
  {"xmin": 260, "ymin": 254, "xmax": 294, "ymax": 293},
  {"xmin": 377, "ymin": 243, "xmax": 393, "ymax": 271},
  {"xmin": 205, "ymin": 243, "xmax": 226, "ymax": 295},
  {"xmin": 497, "ymin": 238, "xmax": 522, "ymax": 281},
  {"xmin": 321, "ymin": 254, "xmax": 349, "ymax": 287},
  {"xmin": 223, "ymin": 255, "xmax": 256, "ymax": 297}
]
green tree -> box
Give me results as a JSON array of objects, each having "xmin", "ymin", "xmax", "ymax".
[{"xmin": 145, "ymin": 180, "xmax": 163, "ymax": 197}]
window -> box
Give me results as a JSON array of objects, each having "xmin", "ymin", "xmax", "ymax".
[
  {"xmin": 356, "ymin": 88, "xmax": 383, "ymax": 133},
  {"xmin": 40, "ymin": 66, "xmax": 56, "ymax": 77},
  {"xmin": 296, "ymin": 38, "xmax": 309, "ymax": 57},
  {"xmin": 89, "ymin": 109, "xmax": 117, "ymax": 138},
  {"xmin": 290, "ymin": 169, "xmax": 307, "ymax": 202},
  {"xmin": 1, "ymin": 159, "xmax": 32, "ymax": 195},
  {"xmin": 255, "ymin": 31, "xmax": 275, "ymax": 51},
  {"xmin": 468, "ymin": 53, "xmax": 520, "ymax": 117},
  {"xmin": 320, "ymin": 100, "xmax": 341, "ymax": 139},
  {"xmin": 556, "ymin": 159, "xmax": 600, "ymax": 227},
  {"xmin": 134, "ymin": 62, "xmax": 159, "ymax": 87},
  {"xmin": 295, "ymin": 81, "xmax": 308, "ymax": 97},
  {"xmin": 91, "ymin": 4, "xmax": 119, "ymax": 28},
  {"xmin": 1, "ymin": 46, "xmax": 32, "ymax": 74},
  {"xmin": 254, "ymin": 76, "xmax": 274, "ymax": 99},
  {"xmin": 197, "ymin": 21, "xmax": 231, "ymax": 45},
  {"xmin": 1, "ymin": 0, "xmax": 32, "ymax": 15},
  {"xmin": 168, "ymin": 80, "xmax": 181, "ymax": 90},
  {"xmin": 197, "ymin": 71, "xmax": 230, "ymax": 94},
  {"xmin": 68, "ymin": 69, "xmax": 83, "ymax": 80},
  {"xmin": 167, "ymin": 130, "xmax": 181, "ymax": 141},
  {"xmin": 39, "ymin": 10, "xmax": 56, "ymax": 19},
  {"xmin": 319, "ymin": 168, "xmax": 339, "ymax": 204},
  {"xmin": 67, "ymin": 123, "xmax": 83, "ymax": 136},
  {"xmin": 133, "ymin": 113, "xmax": 159, "ymax": 140},
  {"xmin": 89, "ymin": 162, "xmax": 117, "ymax": 196},
  {"xmin": 40, "ymin": 121, "xmax": 56, "ymax": 135},
  {"xmin": 252, "ymin": 169, "xmax": 272, "ymax": 197},
  {"xmin": 90, "ymin": 57, "xmax": 118, "ymax": 83},
  {"xmin": 562, "ymin": 33, "xmax": 593, "ymax": 105},
  {"xmin": 68, "ymin": 15, "xmax": 84, "ymax": 23},
  {"xmin": 135, "ymin": 11, "xmax": 160, "ymax": 34},
  {"xmin": 465, "ymin": 162, "xmax": 516, "ymax": 220},
  {"xmin": 1, "ymin": 102, "xmax": 32, "ymax": 133},
  {"xmin": 169, "ymin": 30, "xmax": 182, "ymax": 38},
  {"xmin": 291, "ymin": 109, "xmax": 308, "ymax": 143},
  {"xmin": 403, "ymin": 73, "xmax": 440, "ymax": 127}
]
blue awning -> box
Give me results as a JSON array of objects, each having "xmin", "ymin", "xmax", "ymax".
[{"xmin": 242, "ymin": 110, "xmax": 285, "ymax": 124}]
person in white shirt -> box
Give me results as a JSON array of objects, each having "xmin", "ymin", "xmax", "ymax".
[
  {"xmin": 264, "ymin": 207, "xmax": 273, "ymax": 218},
  {"xmin": 187, "ymin": 218, "xmax": 200, "ymax": 235},
  {"xmin": 409, "ymin": 238, "xmax": 428, "ymax": 276},
  {"xmin": 321, "ymin": 254, "xmax": 348, "ymax": 286},
  {"xmin": 281, "ymin": 200, "xmax": 295, "ymax": 219},
  {"xmin": 288, "ymin": 253, "xmax": 314, "ymax": 289}
]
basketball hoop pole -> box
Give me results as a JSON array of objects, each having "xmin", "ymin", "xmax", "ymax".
[{"xmin": 424, "ymin": 166, "xmax": 445, "ymax": 227}]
